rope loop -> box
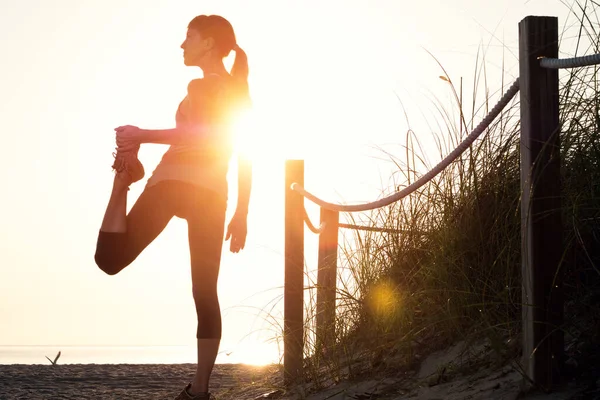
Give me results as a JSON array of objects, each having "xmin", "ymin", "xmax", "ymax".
[{"xmin": 302, "ymin": 207, "xmax": 325, "ymax": 234}]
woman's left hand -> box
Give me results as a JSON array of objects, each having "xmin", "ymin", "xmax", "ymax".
[
  {"xmin": 225, "ymin": 212, "xmax": 247, "ymax": 253},
  {"xmin": 115, "ymin": 125, "xmax": 143, "ymax": 151}
]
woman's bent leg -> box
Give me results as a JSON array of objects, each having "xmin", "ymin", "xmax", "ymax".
[
  {"xmin": 99, "ymin": 174, "xmax": 130, "ymax": 233},
  {"xmin": 95, "ymin": 180, "xmax": 176, "ymax": 275}
]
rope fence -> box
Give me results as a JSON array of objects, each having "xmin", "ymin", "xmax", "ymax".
[
  {"xmin": 539, "ymin": 53, "xmax": 600, "ymax": 69},
  {"xmin": 294, "ymin": 53, "xmax": 600, "ymax": 218},
  {"xmin": 292, "ymin": 78, "xmax": 521, "ymax": 212}
]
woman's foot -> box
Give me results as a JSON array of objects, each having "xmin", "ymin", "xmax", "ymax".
[
  {"xmin": 174, "ymin": 383, "xmax": 214, "ymax": 399},
  {"xmin": 111, "ymin": 147, "xmax": 145, "ymax": 184}
]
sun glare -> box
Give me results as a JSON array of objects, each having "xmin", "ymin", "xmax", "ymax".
[
  {"xmin": 227, "ymin": 341, "xmax": 280, "ymax": 366},
  {"xmin": 231, "ymin": 109, "xmax": 277, "ymax": 163}
]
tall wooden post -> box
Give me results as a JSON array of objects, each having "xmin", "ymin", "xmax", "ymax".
[
  {"xmin": 519, "ymin": 16, "xmax": 563, "ymax": 391},
  {"xmin": 316, "ymin": 208, "xmax": 339, "ymax": 357},
  {"xmin": 284, "ymin": 160, "xmax": 305, "ymax": 385}
]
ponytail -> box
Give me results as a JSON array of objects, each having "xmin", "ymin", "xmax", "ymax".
[
  {"xmin": 231, "ymin": 45, "xmax": 248, "ymax": 81},
  {"xmin": 230, "ymin": 45, "xmax": 251, "ymax": 110}
]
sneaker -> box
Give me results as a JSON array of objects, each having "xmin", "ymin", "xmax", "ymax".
[
  {"xmin": 173, "ymin": 383, "xmax": 215, "ymax": 400},
  {"xmin": 111, "ymin": 148, "xmax": 145, "ymax": 183}
]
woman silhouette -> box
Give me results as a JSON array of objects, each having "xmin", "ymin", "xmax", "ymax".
[{"xmin": 94, "ymin": 15, "xmax": 252, "ymax": 400}]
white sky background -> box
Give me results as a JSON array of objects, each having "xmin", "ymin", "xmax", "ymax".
[{"xmin": 0, "ymin": 0, "xmax": 575, "ymax": 364}]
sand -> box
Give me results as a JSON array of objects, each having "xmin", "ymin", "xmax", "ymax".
[
  {"xmin": 0, "ymin": 363, "xmax": 284, "ymax": 400},
  {"xmin": 1, "ymin": 355, "xmax": 598, "ymax": 400}
]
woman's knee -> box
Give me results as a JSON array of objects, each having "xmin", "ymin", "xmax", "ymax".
[
  {"xmin": 95, "ymin": 231, "xmax": 131, "ymax": 275},
  {"xmin": 94, "ymin": 252, "xmax": 126, "ymax": 276},
  {"xmin": 193, "ymin": 286, "xmax": 219, "ymax": 305},
  {"xmin": 193, "ymin": 288, "xmax": 222, "ymax": 339},
  {"xmin": 193, "ymin": 287, "xmax": 220, "ymax": 316}
]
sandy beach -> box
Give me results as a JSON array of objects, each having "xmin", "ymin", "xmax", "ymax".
[
  {"xmin": 2, "ymin": 360, "xmax": 599, "ymax": 400},
  {"xmin": 2, "ymin": 360, "xmax": 597, "ymax": 400},
  {"xmin": 0, "ymin": 363, "xmax": 284, "ymax": 400}
]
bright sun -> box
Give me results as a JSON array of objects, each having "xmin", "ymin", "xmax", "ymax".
[
  {"xmin": 231, "ymin": 108, "xmax": 274, "ymax": 163},
  {"xmin": 230, "ymin": 99, "xmax": 299, "ymax": 164}
]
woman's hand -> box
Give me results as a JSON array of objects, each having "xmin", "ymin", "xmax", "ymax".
[
  {"xmin": 225, "ymin": 212, "xmax": 247, "ymax": 253},
  {"xmin": 115, "ymin": 125, "xmax": 143, "ymax": 152}
]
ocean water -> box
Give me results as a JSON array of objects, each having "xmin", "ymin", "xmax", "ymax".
[{"xmin": 0, "ymin": 345, "xmax": 214, "ymax": 365}]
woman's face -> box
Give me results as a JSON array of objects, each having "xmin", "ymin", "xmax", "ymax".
[{"xmin": 181, "ymin": 28, "xmax": 213, "ymax": 66}]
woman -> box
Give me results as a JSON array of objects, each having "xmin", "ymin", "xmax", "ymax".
[{"xmin": 94, "ymin": 14, "xmax": 252, "ymax": 400}]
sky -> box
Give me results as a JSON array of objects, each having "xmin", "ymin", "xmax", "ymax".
[{"xmin": 0, "ymin": 0, "xmax": 575, "ymax": 365}]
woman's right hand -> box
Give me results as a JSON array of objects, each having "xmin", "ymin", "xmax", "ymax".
[{"xmin": 115, "ymin": 125, "xmax": 143, "ymax": 152}]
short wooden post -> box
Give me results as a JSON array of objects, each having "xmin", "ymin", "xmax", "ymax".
[
  {"xmin": 284, "ymin": 160, "xmax": 305, "ymax": 385},
  {"xmin": 316, "ymin": 208, "xmax": 339, "ymax": 356},
  {"xmin": 519, "ymin": 16, "xmax": 563, "ymax": 391}
]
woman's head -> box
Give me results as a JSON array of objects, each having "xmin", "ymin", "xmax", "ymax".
[
  {"xmin": 181, "ymin": 15, "xmax": 248, "ymax": 78},
  {"xmin": 182, "ymin": 15, "xmax": 250, "ymax": 108}
]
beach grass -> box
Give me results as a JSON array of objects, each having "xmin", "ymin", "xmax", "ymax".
[{"xmin": 274, "ymin": 0, "xmax": 600, "ymax": 394}]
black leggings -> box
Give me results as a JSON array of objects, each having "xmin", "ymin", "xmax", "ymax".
[{"xmin": 94, "ymin": 180, "xmax": 227, "ymax": 339}]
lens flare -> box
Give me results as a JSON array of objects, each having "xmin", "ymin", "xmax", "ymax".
[{"xmin": 368, "ymin": 280, "xmax": 401, "ymax": 320}]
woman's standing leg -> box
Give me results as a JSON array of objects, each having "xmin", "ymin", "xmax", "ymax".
[{"xmin": 181, "ymin": 186, "xmax": 228, "ymax": 396}]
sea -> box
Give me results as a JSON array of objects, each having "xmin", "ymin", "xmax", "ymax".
[{"xmin": 0, "ymin": 345, "xmax": 234, "ymax": 365}]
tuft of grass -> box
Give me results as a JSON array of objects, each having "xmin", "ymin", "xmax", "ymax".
[{"xmin": 45, "ymin": 351, "xmax": 61, "ymax": 366}]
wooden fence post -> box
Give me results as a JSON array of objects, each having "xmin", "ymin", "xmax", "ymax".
[
  {"xmin": 519, "ymin": 16, "xmax": 563, "ymax": 391},
  {"xmin": 316, "ymin": 208, "xmax": 339, "ymax": 357},
  {"xmin": 284, "ymin": 160, "xmax": 305, "ymax": 385}
]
